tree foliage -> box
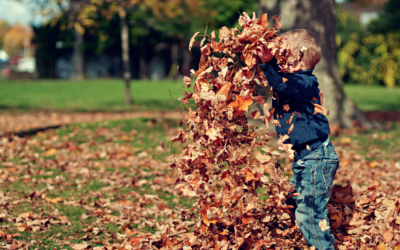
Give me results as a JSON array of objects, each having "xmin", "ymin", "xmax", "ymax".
[
  {"xmin": 0, "ymin": 20, "xmax": 11, "ymax": 49},
  {"xmin": 336, "ymin": 3, "xmax": 400, "ymax": 87},
  {"xmin": 2, "ymin": 25, "xmax": 32, "ymax": 57}
]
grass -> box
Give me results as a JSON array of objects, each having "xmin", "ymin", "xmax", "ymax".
[
  {"xmin": 2, "ymin": 115, "xmax": 400, "ymax": 247},
  {"xmin": 0, "ymin": 118, "xmax": 188, "ymax": 248},
  {"xmin": 331, "ymin": 122, "xmax": 400, "ymax": 161},
  {"xmin": 343, "ymin": 84, "xmax": 400, "ymax": 111},
  {"xmin": 0, "ymin": 79, "xmax": 184, "ymax": 112},
  {"xmin": 0, "ymin": 79, "xmax": 399, "ymax": 112}
]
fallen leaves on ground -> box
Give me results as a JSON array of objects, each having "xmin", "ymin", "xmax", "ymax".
[
  {"xmin": 0, "ymin": 119, "xmax": 192, "ymax": 249},
  {"xmin": 0, "ymin": 111, "xmax": 182, "ymax": 135},
  {"xmin": 140, "ymin": 11, "xmax": 400, "ymax": 250}
]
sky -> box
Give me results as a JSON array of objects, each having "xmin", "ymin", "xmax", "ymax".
[
  {"xmin": 0, "ymin": 0, "xmax": 45, "ymax": 26},
  {"xmin": 0, "ymin": 0, "xmax": 348, "ymax": 26}
]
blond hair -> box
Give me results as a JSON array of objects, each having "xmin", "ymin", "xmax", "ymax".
[{"xmin": 280, "ymin": 29, "xmax": 322, "ymax": 70}]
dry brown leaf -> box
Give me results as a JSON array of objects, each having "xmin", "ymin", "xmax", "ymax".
[
  {"xmin": 45, "ymin": 197, "xmax": 63, "ymax": 204},
  {"xmin": 189, "ymin": 32, "xmax": 200, "ymax": 52}
]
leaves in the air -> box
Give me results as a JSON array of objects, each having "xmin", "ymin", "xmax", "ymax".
[
  {"xmin": 189, "ymin": 31, "xmax": 200, "ymax": 52},
  {"xmin": 1, "ymin": 10, "xmax": 399, "ymax": 250},
  {"xmin": 143, "ymin": 11, "xmax": 400, "ymax": 250}
]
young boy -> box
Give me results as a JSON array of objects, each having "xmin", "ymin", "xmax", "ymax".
[{"xmin": 257, "ymin": 29, "xmax": 340, "ymax": 250}]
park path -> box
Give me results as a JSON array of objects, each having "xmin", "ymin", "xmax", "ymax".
[{"xmin": 0, "ymin": 110, "xmax": 184, "ymax": 135}]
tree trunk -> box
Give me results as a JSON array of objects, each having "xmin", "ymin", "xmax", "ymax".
[
  {"xmin": 258, "ymin": 0, "xmax": 379, "ymax": 129},
  {"xmin": 72, "ymin": 27, "xmax": 84, "ymax": 80},
  {"xmin": 119, "ymin": 9, "xmax": 132, "ymax": 105},
  {"xmin": 167, "ymin": 42, "xmax": 179, "ymax": 79},
  {"xmin": 139, "ymin": 51, "xmax": 148, "ymax": 79},
  {"xmin": 181, "ymin": 44, "xmax": 192, "ymax": 76}
]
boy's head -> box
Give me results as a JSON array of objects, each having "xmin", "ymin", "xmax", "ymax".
[{"xmin": 280, "ymin": 29, "xmax": 322, "ymax": 70}]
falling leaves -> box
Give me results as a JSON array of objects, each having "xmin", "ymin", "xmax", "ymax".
[
  {"xmin": 189, "ymin": 32, "xmax": 200, "ymax": 52},
  {"xmin": 312, "ymin": 103, "xmax": 329, "ymax": 116},
  {"xmin": 318, "ymin": 219, "xmax": 329, "ymax": 232},
  {"xmin": 1, "ymin": 9, "xmax": 399, "ymax": 250},
  {"xmin": 164, "ymin": 12, "xmax": 313, "ymax": 249}
]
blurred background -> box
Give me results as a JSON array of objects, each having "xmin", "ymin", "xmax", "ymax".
[{"xmin": 0, "ymin": 0, "xmax": 399, "ymax": 127}]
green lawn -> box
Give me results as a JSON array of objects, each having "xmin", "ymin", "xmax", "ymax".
[
  {"xmin": 0, "ymin": 79, "xmax": 399, "ymax": 112},
  {"xmin": 0, "ymin": 79, "xmax": 184, "ymax": 112},
  {"xmin": 344, "ymin": 85, "xmax": 400, "ymax": 111}
]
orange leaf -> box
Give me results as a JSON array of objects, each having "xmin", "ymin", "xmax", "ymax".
[
  {"xmin": 46, "ymin": 197, "xmax": 63, "ymax": 204},
  {"xmin": 312, "ymin": 103, "xmax": 329, "ymax": 116},
  {"xmin": 129, "ymin": 237, "xmax": 142, "ymax": 245},
  {"xmin": 189, "ymin": 32, "xmax": 200, "ymax": 52},
  {"xmin": 245, "ymin": 53, "xmax": 254, "ymax": 66},
  {"xmin": 118, "ymin": 200, "xmax": 133, "ymax": 206},
  {"xmin": 18, "ymin": 212, "xmax": 32, "ymax": 218},
  {"xmin": 257, "ymin": 14, "xmax": 269, "ymax": 28},
  {"xmin": 282, "ymin": 77, "xmax": 288, "ymax": 83},
  {"xmin": 283, "ymin": 104, "xmax": 290, "ymax": 112},
  {"xmin": 377, "ymin": 243, "xmax": 387, "ymax": 250},
  {"xmin": 242, "ymin": 214, "xmax": 255, "ymax": 224},
  {"xmin": 383, "ymin": 230, "xmax": 394, "ymax": 242},
  {"xmin": 228, "ymin": 95, "xmax": 253, "ymax": 112},
  {"xmin": 43, "ymin": 148, "xmax": 57, "ymax": 156},
  {"xmin": 125, "ymin": 227, "xmax": 138, "ymax": 236},
  {"xmin": 329, "ymin": 212, "xmax": 342, "ymax": 229},
  {"xmin": 216, "ymin": 83, "xmax": 232, "ymax": 97},
  {"xmin": 369, "ymin": 161, "xmax": 379, "ymax": 168},
  {"xmin": 288, "ymin": 124, "xmax": 294, "ymax": 135}
]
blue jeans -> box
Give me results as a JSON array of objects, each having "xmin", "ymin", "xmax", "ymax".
[{"xmin": 287, "ymin": 141, "xmax": 339, "ymax": 250}]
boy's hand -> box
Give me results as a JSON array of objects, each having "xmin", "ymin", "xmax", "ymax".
[
  {"xmin": 257, "ymin": 46, "xmax": 274, "ymax": 64},
  {"xmin": 257, "ymin": 37, "xmax": 278, "ymax": 64}
]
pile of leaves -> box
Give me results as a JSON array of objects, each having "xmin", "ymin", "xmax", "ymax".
[{"xmin": 140, "ymin": 12, "xmax": 400, "ymax": 249}]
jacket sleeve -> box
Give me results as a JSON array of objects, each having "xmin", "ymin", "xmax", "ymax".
[{"xmin": 259, "ymin": 58, "xmax": 319, "ymax": 100}]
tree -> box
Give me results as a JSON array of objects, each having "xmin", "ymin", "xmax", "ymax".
[
  {"xmin": 79, "ymin": 0, "xmax": 206, "ymax": 104},
  {"xmin": 258, "ymin": 0, "xmax": 378, "ymax": 129},
  {"xmin": 18, "ymin": 0, "xmax": 89, "ymax": 80},
  {"xmin": 3, "ymin": 24, "xmax": 32, "ymax": 57},
  {"xmin": 369, "ymin": 0, "xmax": 400, "ymax": 34},
  {"xmin": 0, "ymin": 20, "xmax": 11, "ymax": 49}
]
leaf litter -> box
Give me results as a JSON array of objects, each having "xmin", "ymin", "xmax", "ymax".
[
  {"xmin": 140, "ymin": 12, "xmax": 400, "ymax": 250},
  {"xmin": 0, "ymin": 12, "xmax": 400, "ymax": 250}
]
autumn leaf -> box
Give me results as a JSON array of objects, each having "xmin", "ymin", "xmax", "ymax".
[
  {"xmin": 312, "ymin": 103, "xmax": 329, "ymax": 116},
  {"xmin": 318, "ymin": 219, "xmax": 329, "ymax": 232},
  {"xmin": 206, "ymin": 127, "xmax": 222, "ymax": 141},
  {"xmin": 45, "ymin": 197, "xmax": 63, "ymax": 204},
  {"xmin": 216, "ymin": 83, "xmax": 232, "ymax": 97},
  {"xmin": 43, "ymin": 148, "xmax": 57, "ymax": 156},
  {"xmin": 18, "ymin": 212, "xmax": 33, "ymax": 218},
  {"xmin": 228, "ymin": 95, "xmax": 253, "ymax": 112},
  {"xmin": 183, "ymin": 76, "xmax": 192, "ymax": 87},
  {"xmin": 189, "ymin": 32, "xmax": 200, "ymax": 52},
  {"xmin": 329, "ymin": 211, "xmax": 342, "ymax": 229},
  {"xmin": 283, "ymin": 104, "xmax": 290, "ymax": 112},
  {"xmin": 72, "ymin": 243, "xmax": 91, "ymax": 250},
  {"xmin": 118, "ymin": 200, "xmax": 133, "ymax": 206},
  {"xmin": 377, "ymin": 243, "xmax": 388, "ymax": 250},
  {"xmin": 288, "ymin": 123, "xmax": 294, "ymax": 134},
  {"xmin": 257, "ymin": 13, "xmax": 269, "ymax": 28},
  {"xmin": 219, "ymin": 26, "xmax": 230, "ymax": 40}
]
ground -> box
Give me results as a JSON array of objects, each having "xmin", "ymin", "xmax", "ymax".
[{"xmin": 0, "ymin": 81, "xmax": 400, "ymax": 249}]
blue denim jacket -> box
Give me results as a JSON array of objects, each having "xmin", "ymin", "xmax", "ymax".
[{"xmin": 259, "ymin": 59, "xmax": 331, "ymax": 161}]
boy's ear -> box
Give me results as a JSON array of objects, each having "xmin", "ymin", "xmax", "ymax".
[{"xmin": 291, "ymin": 61, "xmax": 303, "ymax": 72}]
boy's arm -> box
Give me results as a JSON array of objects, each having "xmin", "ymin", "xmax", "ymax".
[{"xmin": 257, "ymin": 47, "xmax": 319, "ymax": 100}]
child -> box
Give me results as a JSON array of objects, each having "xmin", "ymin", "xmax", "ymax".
[{"xmin": 257, "ymin": 29, "xmax": 340, "ymax": 250}]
